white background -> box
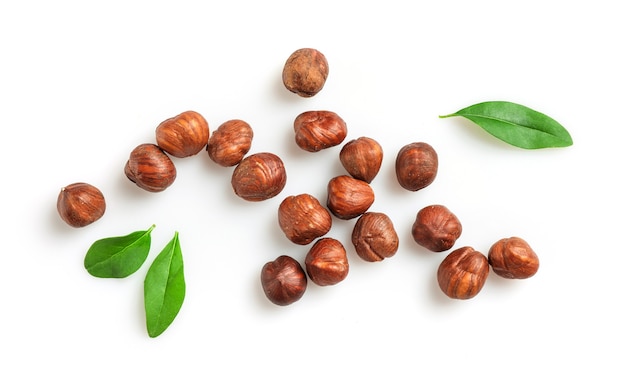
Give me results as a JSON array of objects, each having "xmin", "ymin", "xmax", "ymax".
[{"xmin": 2, "ymin": 1, "xmax": 624, "ymax": 382}]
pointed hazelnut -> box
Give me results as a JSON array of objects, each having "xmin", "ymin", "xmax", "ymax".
[
  {"xmin": 339, "ymin": 137, "xmax": 383, "ymax": 183},
  {"xmin": 57, "ymin": 182, "xmax": 106, "ymax": 228}
]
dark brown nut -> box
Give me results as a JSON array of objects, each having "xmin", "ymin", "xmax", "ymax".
[
  {"xmin": 124, "ymin": 143, "xmax": 177, "ymax": 192},
  {"xmin": 411, "ymin": 204, "xmax": 462, "ymax": 252},
  {"xmin": 57, "ymin": 182, "xmax": 106, "ymax": 228},
  {"xmin": 278, "ymin": 194, "xmax": 332, "ymax": 245},
  {"xmin": 293, "ymin": 110, "xmax": 347, "ymax": 152},
  {"xmin": 437, "ymin": 246, "xmax": 489, "ymax": 300},
  {"xmin": 305, "ymin": 238, "xmax": 349, "ymax": 286},
  {"xmin": 282, "ymin": 48, "xmax": 329, "ymax": 97},
  {"xmin": 326, "ymin": 175, "xmax": 375, "ymax": 220},
  {"xmin": 155, "ymin": 110, "xmax": 210, "ymax": 158},
  {"xmin": 351, "ymin": 212, "xmax": 399, "ymax": 262},
  {"xmin": 395, "ymin": 142, "xmax": 438, "ymax": 191},
  {"xmin": 339, "ymin": 137, "xmax": 383, "ymax": 183},
  {"xmin": 206, "ymin": 119, "xmax": 253, "ymax": 167},
  {"xmin": 261, "ymin": 255, "xmax": 307, "ymax": 306},
  {"xmin": 231, "ymin": 152, "xmax": 287, "ymax": 201},
  {"xmin": 488, "ymin": 237, "xmax": 540, "ymax": 279}
]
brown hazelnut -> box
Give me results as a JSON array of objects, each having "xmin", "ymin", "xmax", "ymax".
[
  {"xmin": 339, "ymin": 137, "xmax": 383, "ymax": 183},
  {"xmin": 278, "ymin": 194, "xmax": 332, "ymax": 245},
  {"xmin": 488, "ymin": 237, "xmax": 540, "ymax": 279},
  {"xmin": 411, "ymin": 204, "xmax": 462, "ymax": 252},
  {"xmin": 437, "ymin": 246, "xmax": 489, "ymax": 300},
  {"xmin": 395, "ymin": 142, "xmax": 438, "ymax": 191},
  {"xmin": 326, "ymin": 175, "xmax": 375, "ymax": 220},
  {"xmin": 231, "ymin": 152, "xmax": 287, "ymax": 201},
  {"xmin": 124, "ymin": 143, "xmax": 177, "ymax": 192},
  {"xmin": 282, "ymin": 48, "xmax": 329, "ymax": 97},
  {"xmin": 261, "ymin": 255, "xmax": 307, "ymax": 306},
  {"xmin": 351, "ymin": 212, "xmax": 399, "ymax": 262},
  {"xmin": 293, "ymin": 110, "xmax": 347, "ymax": 152},
  {"xmin": 155, "ymin": 110, "xmax": 210, "ymax": 158},
  {"xmin": 57, "ymin": 182, "xmax": 106, "ymax": 228},
  {"xmin": 207, "ymin": 119, "xmax": 253, "ymax": 167},
  {"xmin": 305, "ymin": 238, "xmax": 349, "ymax": 286}
]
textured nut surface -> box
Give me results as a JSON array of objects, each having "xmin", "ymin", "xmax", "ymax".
[
  {"xmin": 155, "ymin": 110, "xmax": 210, "ymax": 158},
  {"xmin": 282, "ymin": 48, "xmax": 329, "ymax": 97},
  {"xmin": 57, "ymin": 182, "xmax": 106, "ymax": 228},
  {"xmin": 305, "ymin": 238, "xmax": 349, "ymax": 286},
  {"xmin": 207, "ymin": 119, "xmax": 253, "ymax": 167},
  {"xmin": 326, "ymin": 175, "xmax": 375, "ymax": 220},
  {"xmin": 437, "ymin": 246, "xmax": 489, "ymax": 300},
  {"xmin": 278, "ymin": 194, "xmax": 332, "ymax": 245},
  {"xmin": 488, "ymin": 237, "xmax": 540, "ymax": 279},
  {"xmin": 395, "ymin": 142, "xmax": 438, "ymax": 191},
  {"xmin": 339, "ymin": 137, "xmax": 383, "ymax": 183},
  {"xmin": 261, "ymin": 255, "xmax": 307, "ymax": 306},
  {"xmin": 124, "ymin": 143, "xmax": 177, "ymax": 192},
  {"xmin": 293, "ymin": 110, "xmax": 347, "ymax": 152},
  {"xmin": 231, "ymin": 152, "xmax": 287, "ymax": 201},
  {"xmin": 412, "ymin": 205, "xmax": 462, "ymax": 252},
  {"xmin": 351, "ymin": 212, "xmax": 399, "ymax": 262}
]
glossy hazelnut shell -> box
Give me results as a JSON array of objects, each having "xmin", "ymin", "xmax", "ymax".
[
  {"xmin": 395, "ymin": 142, "xmax": 438, "ymax": 191},
  {"xmin": 339, "ymin": 137, "xmax": 383, "ymax": 183},
  {"xmin": 305, "ymin": 238, "xmax": 349, "ymax": 286},
  {"xmin": 326, "ymin": 175, "xmax": 375, "ymax": 220},
  {"xmin": 155, "ymin": 110, "xmax": 210, "ymax": 158},
  {"xmin": 206, "ymin": 119, "xmax": 253, "ymax": 167},
  {"xmin": 231, "ymin": 152, "xmax": 287, "ymax": 201},
  {"xmin": 437, "ymin": 246, "xmax": 489, "ymax": 300},
  {"xmin": 412, "ymin": 204, "xmax": 462, "ymax": 252},
  {"xmin": 282, "ymin": 48, "xmax": 329, "ymax": 97},
  {"xmin": 261, "ymin": 255, "xmax": 307, "ymax": 306},
  {"xmin": 488, "ymin": 237, "xmax": 540, "ymax": 279},
  {"xmin": 124, "ymin": 143, "xmax": 177, "ymax": 192},
  {"xmin": 278, "ymin": 194, "xmax": 332, "ymax": 245},
  {"xmin": 293, "ymin": 110, "xmax": 347, "ymax": 152},
  {"xmin": 57, "ymin": 182, "xmax": 106, "ymax": 228},
  {"xmin": 351, "ymin": 212, "xmax": 399, "ymax": 262}
]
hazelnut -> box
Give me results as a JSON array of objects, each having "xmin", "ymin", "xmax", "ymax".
[
  {"xmin": 261, "ymin": 255, "xmax": 307, "ymax": 306},
  {"xmin": 339, "ymin": 137, "xmax": 383, "ymax": 183},
  {"xmin": 206, "ymin": 119, "xmax": 253, "ymax": 167},
  {"xmin": 282, "ymin": 48, "xmax": 329, "ymax": 97},
  {"xmin": 278, "ymin": 194, "xmax": 332, "ymax": 245},
  {"xmin": 124, "ymin": 143, "xmax": 177, "ymax": 192},
  {"xmin": 411, "ymin": 204, "xmax": 462, "ymax": 252},
  {"xmin": 305, "ymin": 238, "xmax": 349, "ymax": 286},
  {"xmin": 351, "ymin": 212, "xmax": 399, "ymax": 262},
  {"xmin": 231, "ymin": 152, "xmax": 287, "ymax": 201},
  {"xmin": 488, "ymin": 237, "xmax": 540, "ymax": 279},
  {"xmin": 395, "ymin": 142, "xmax": 438, "ymax": 191},
  {"xmin": 293, "ymin": 110, "xmax": 347, "ymax": 152},
  {"xmin": 437, "ymin": 246, "xmax": 489, "ymax": 300},
  {"xmin": 155, "ymin": 110, "xmax": 210, "ymax": 158},
  {"xmin": 57, "ymin": 182, "xmax": 106, "ymax": 228},
  {"xmin": 326, "ymin": 175, "xmax": 375, "ymax": 220}
]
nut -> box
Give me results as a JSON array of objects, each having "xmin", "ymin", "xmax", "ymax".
[
  {"xmin": 339, "ymin": 137, "xmax": 383, "ymax": 183},
  {"xmin": 351, "ymin": 212, "xmax": 399, "ymax": 262},
  {"xmin": 411, "ymin": 204, "xmax": 462, "ymax": 252},
  {"xmin": 231, "ymin": 152, "xmax": 287, "ymax": 201},
  {"xmin": 206, "ymin": 119, "xmax": 253, "ymax": 167},
  {"xmin": 155, "ymin": 110, "xmax": 210, "ymax": 158},
  {"xmin": 437, "ymin": 246, "xmax": 489, "ymax": 300},
  {"xmin": 278, "ymin": 194, "xmax": 332, "ymax": 245},
  {"xmin": 57, "ymin": 182, "xmax": 106, "ymax": 227},
  {"xmin": 488, "ymin": 237, "xmax": 539, "ymax": 279},
  {"xmin": 305, "ymin": 238, "xmax": 349, "ymax": 286},
  {"xmin": 326, "ymin": 175, "xmax": 375, "ymax": 220},
  {"xmin": 124, "ymin": 143, "xmax": 177, "ymax": 192},
  {"xmin": 282, "ymin": 48, "xmax": 329, "ymax": 97},
  {"xmin": 261, "ymin": 255, "xmax": 307, "ymax": 306},
  {"xmin": 293, "ymin": 110, "xmax": 347, "ymax": 152},
  {"xmin": 395, "ymin": 142, "xmax": 438, "ymax": 191}
]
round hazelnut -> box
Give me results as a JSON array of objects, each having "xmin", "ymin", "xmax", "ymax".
[
  {"xmin": 261, "ymin": 255, "xmax": 307, "ymax": 306},
  {"xmin": 207, "ymin": 119, "xmax": 253, "ymax": 167},
  {"xmin": 326, "ymin": 175, "xmax": 375, "ymax": 220},
  {"xmin": 305, "ymin": 238, "xmax": 349, "ymax": 286},
  {"xmin": 57, "ymin": 182, "xmax": 106, "ymax": 228},
  {"xmin": 437, "ymin": 246, "xmax": 489, "ymax": 300},
  {"xmin": 155, "ymin": 110, "xmax": 210, "ymax": 158},
  {"xmin": 395, "ymin": 142, "xmax": 438, "ymax": 191},
  {"xmin": 293, "ymin": 110, "xmax": 347, "ymax": 152},
  {"xmin": 411, "ymin": 204, "xmax": 462, "ymax": 252},
  {"xmin": 282, "ymin": 48, "xmax": 329, "ymax": 97},
  {"xmin": 339, "ymin": 137, "xmax": 383, "ymax": 183},
  {"xmin": 124, "ymin": 143, "xmax": 177, "ymax": 192},
  {"xmin": 231, "ymin": 152, "xmax": 287, "ymax": 201},
  {"xmin": 278, "ymin": 194, "xmax": 332, "ymax": 245},
  {"xmin": 351, "ymin": 212, "xmax": 399, "ymax": 262},
  {"xmin": 488, "ymin": 237, "xmax": 539, "ymax": 279}
]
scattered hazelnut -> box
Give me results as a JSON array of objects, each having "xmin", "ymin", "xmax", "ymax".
[
  {"xmin": 305, "ymin": 238, "xmax": 349, "ymax": 286},
  {"xmin": 339, "ymin": 137, "xmax": 383, "ymax": 183},
  {"xmin": 351, "ymin": 212, "xmax": 399, "ymax": 262},
  {"xmin": 261, "ymin": 255, "xmax": 307, "ymax": 306},
  {"xmin": 207, "ymin": 119, "xmax": 253, "ymax": 167},
  {"xmin": 437, "ymin": 246, "xmax": 489, "ymax": 300},
  {"xmin": 411, "ymin": 204, "xmax": 462, "ymax": 252},
  {"xmin": 395, "ymin": 142, "xmax": 438, "ymax": 191},
  {"xmin": 155, "ymin": 110, "xmax": 210, "ymax": 158},
  {"xmin": 57, "ymin": 182, "xmax": 106, "ymax": 228},
  {"xmin": 282, "ymin": 48, "xmax": 329, "ymax": 97},
  {"xmin": 278, "ymin": 194, "xmax": 332, "ymax": 245},
  {"xmin": 124, "ymin": 143, "xmax": 177, "ymax": 192},
  {"xmin": 488, "ymin": 237, "xmax": 540, "ymax": 279},
  {"xmin": 326, "ymin": 175, "xmax": 375, "ymax": 220},
  {"xmin": 231, "ymin": 152, "xmax": 287, "ymax": 201},
  {"xmin": 293, "ymin": 110, "xmax": 347, "ymax": 152}
]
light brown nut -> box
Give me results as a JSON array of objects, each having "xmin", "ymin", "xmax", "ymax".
[
  {"xmin": 155, "ymin": 110, "xmax": 210, "ymax": 158},
  {"xmin": 326, "ymin": 175, "xmax": 375, "ymax": 220},
  {"xmin": 305, "ymin": 238, "xmax": 349, "ymax": 286},
  {"xmin": 293, "ymin": 110, "xmax": 347, "ymax": 152},
  {"xmin": 282, "ymin": 48, "xmax": 329, "ymax": 97},
  {"xmin": 395, "ymin": 142, "xmax": 438, "ymax": 191},
  {"xmin": 124, "ymin": 143, "xmax": 177, "ymax": 192},
  {"xmin": 231, "ymin": 152, "xmax": 287, "ymax": 201},
  {"xmin": 207, "ymin": 119, "xmax": 253, "ymax": 167},
  {"xmin": 437, "ymin": 246, "xmax": 489, "ymax": 300},
  {"xmin": 411, "ymin": 205, "xmax": 462, "ymax": 252},
  {"xmin": 278, "ymin": 194, "xmax": 332, "ymax": 245},
  {"xmin": 488, "ymin": 237, "xmax": 539, "ymax": 279},
  {"xmin": 339, "ymin": 137, "xmax": 383, "ymax": 183},
  {"xmin": 351, "ymin": 212, "xmax": 399, "ymax": 262},
  {"xmin": 261, "ymin": 255, "xmax": 307, "ymax": 306}
]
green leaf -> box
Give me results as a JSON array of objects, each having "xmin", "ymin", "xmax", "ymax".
[
  {"xmin": 439, "ymin": 101, "xmax": 573, "ymax": 149},
  {"xmin": 84, "ymin": 224, "xmax": 155, "ymax": 278},
  {"xmin": 144, "ymin": 231, "xmax": 185, "ymax": 338}
]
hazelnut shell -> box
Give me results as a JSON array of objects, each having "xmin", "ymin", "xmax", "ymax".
[
  {"xmin": 305, "ymin": 238, "xmax": 349, "ymax": 286},
  {"xmin": 278, "ymin": 194, "xmax": 332, "ymax": 245},
  {"xmin": 411, "ymin": 204, "xmax": 462, "ymax": 252},
  {"xmin": 231, "ymin": 152, "xmax": 287, "ymax": 201},
  {"xmin": 395, "ymin": 142, "xmax": 438, "ymax": 191},
  {"xmin": 326, "ymin": 175, "xmax": 375, "ymax": 220},
  {"xmin": 351, "ymin": 212, "xmax": 399, "ymax": 262},
  {"xmin": 125, "ymin": 143, "xmax": 177, "ymax": 192},
  {"xmin": 488, "ymin": 237, "xmax": 540, "ymax": 279},
  {"xmin": 261, "ymin": 255, "xmax": 307, "ymax": 306},
  {"xmin": 57, "ymin": 182, "xmax": 106, "ymax": 228},
  {"xmin": 156, "ymin": 110, "xmax": 210, "ymax": 158},
  {"xmin": 339, "ymin": 137, "xmax": 383, "ymax": 183},
  {"xmin": 437, "ymin": 246, "xmax": 489, "ymax": 300},
  {"xmin": 282, "ymin": 48, "xmax": 329, "ymax": 97},
  {"xmin": 207, "ymin": 119, "xmax": 253, "ymax": 167},
  {"xmin": 293, "ymin": 110, "xmax": 347, "ymax": 152}
]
